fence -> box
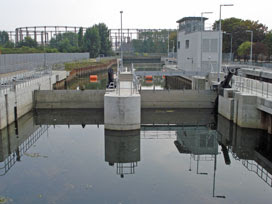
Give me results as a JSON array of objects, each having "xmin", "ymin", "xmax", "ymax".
[
  {"xmin": 232, "ymin": 75, "xmax": 272, "ymax": 99},
  {"xmin": 0, "ymin": 53, "xmax": 89, "ymax": 74},
  {"xmin": 230, "ymin": 61, "xmax": 272, "ymax": 70}
]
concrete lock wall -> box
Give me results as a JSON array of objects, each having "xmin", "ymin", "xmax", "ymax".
[
  {"xmin": 140, "ymin": 90, "xmax": 217, "ymax": 109},
  {"xmin": 34, "ymin": 89, "xmax": 217, "ymax": 110},
  {"xmin": 34, "ymin": 90, "xmax": 106, "ymax": 109},
  {"xmin": 0, "ymin": 71, "xmax": 66, "ymax": 129}
]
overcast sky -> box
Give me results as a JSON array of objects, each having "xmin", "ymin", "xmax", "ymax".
[{"xmin": 1, "ymin": 0, "xmax": 271, "ymax": 31}]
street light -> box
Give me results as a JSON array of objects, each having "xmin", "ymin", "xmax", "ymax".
[
  {"xmin": 246, "ymin": 30, "xmax": 253, "ymax": 64},
  {"xmin": 168, "ymin": 31, "xmax": 170, "ymax": 57},
  {"xmin": 200, "ymin": 12, "xmax": 213, "ymax": 72},
  {"xmin": 218, "ymin": 4, "xmax": 234, "ymax": 82},
  {"xmin": 120, "ymin": 11, "xmax": 123, "ymax": 69},
  {"xmin": 225, "ymin": 32, "xmax": 233, "ymax": 63}
]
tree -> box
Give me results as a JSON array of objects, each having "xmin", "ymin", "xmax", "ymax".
[
  {"xmin": 237, "ymin": 41, "xmax": 251, "ymax": 61},
  {"xmin": 0, "ymin": 31, "xmax": 9, "ymax": 46},
  {"xmin": 50, "ymin": 32, "xmax": 79, "ymax": 52},
  {"xmin": 253, "ymin": 42, "xmax": 268, "ymax": 62},
  {"xmin": 131, "ymin": 30, "xmax": 169, "ymax": 53},
  {"xmin": 83, "ymin": 26, "xmax": 101, "ymax": 58},
  {"xmin": 213, "ymin": 18, "xmax": 268, "ymax": 59},
  {"xmin": 169, "ymin": 31, "xmax": 177, "ymax": 52},
  {"xmin": 264, "ymin": 32, "xmax": 272, "ymax": 61},
  {"xmin": 78, "ymin": 27, "xmax": 84, "ymax": 49},
  {"xmin": 17, "ymin": 36, "xmax": 38, "ymax": 48},
  {"xmin": 94, "ymin": 23, "xmax": 112, "ymax": 56}
]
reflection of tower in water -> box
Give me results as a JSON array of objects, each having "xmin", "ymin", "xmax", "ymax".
[
  {"xmin": 174, "ymin": 126, "xmax": 226, "ymax": 198},
  {"xmin": 104, "ymin": 129, "xmax": 140, "ymax": 178}
]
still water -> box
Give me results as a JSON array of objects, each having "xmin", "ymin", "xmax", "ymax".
[
  {"xmin": 0, "ymin": 109, "xmax": 271, "ymax": 204},
  {"xmin": 63, "ymin": 63, "xmax": 166, "ymax": 91}
]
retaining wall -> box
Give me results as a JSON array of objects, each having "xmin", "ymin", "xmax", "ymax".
[
  {"xmin": 34, "ymin": 90, "xmax": 106, "ymax": 109},
  {"xmin": 0, "ymin": 71, "xmax": 66, "ymax": 129},
  {"xmin": 34, "ymin": 89, "xmax": 217, "ymax": 110}
]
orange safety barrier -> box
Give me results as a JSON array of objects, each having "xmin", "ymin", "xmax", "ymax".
[
  {"xmin": 145, "ymin": 75, "xmax": 153, "ymax": 80},
  {"xmin": 90, "ymin": 75, "xmax": 98, "ymax": 82},
  {"xmin": 145, "ymin": 79, "xmax": 153, "ymax": 83}
]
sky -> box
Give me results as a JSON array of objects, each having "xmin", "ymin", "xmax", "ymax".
[{"xmin": 1, "ymin": 0, "xmax": 271, "ymax": 31}]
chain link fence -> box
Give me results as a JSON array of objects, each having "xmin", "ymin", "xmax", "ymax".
[{"xmin": 0, "ymin": 53, "xmax": 89, "ymax": 74}]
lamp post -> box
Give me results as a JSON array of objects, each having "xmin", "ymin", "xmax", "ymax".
[
  {"xmin": 168, "ymin": 31, "xmax": 170, "ymax": 57},
  {"xmin": 225, "ymin": 33, "xmax": 232, "ymax": 63},
  {"xmin": 200, "ymin": 12, "xmax": 213, "ymax": 73},
  {"xmin": 217, "ymin": 4, "xmax": 234, "ymax": 82},
  {"xmin": 246, "ymin": 30, "xmax": 253, "ymax": 64},
  {"xmin": 120, "ymin": 11, "xmax": 123, "ymax": 69}
]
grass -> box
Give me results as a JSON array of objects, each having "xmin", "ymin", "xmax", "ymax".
[{"xmin": 64, "ymin": 58, "xmax": 114, "ymax": 71}]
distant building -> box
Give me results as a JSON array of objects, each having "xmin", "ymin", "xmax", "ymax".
[{"xmin": 176, "ymin": 17, "xmax": 221, "ymax": 73}]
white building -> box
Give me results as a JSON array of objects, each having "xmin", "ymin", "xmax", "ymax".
[{"xmin": 176, "ymin": 17, "xmax": 222, "ymax": 73}]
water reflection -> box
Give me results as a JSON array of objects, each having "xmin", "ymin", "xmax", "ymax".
[
  {"xmin": 0, "ymin": 112, "xmax": 48, "ymax": 176},
  {"xmin": 217, "ymin": 115, "xmax": 272, "ymax": 188},
  {"xmin": 104, "ymin": 130, "xmax": 140, "ymax": 178},
  {"xmin": 1, "ymin": 109, "xmax": 272, "ymax": 203}
]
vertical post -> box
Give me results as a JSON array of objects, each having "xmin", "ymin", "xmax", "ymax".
[
  {"xmin": 217, "ymin": 6, "xmax": 222, "ymax": 82},
  {"xmin": 218, "ymin": 4, "xmax": 234, "ymax": 82},
  {"xmin": 120, "ymin": 11, "xmax": 123, "ymax": 69},
  {"xmin": 167, "ymin": 31, "xmax": 170, "ymax": 57},
  {"xmin": 250, "ymin": 31, "xmax": 253, "ymax": 64},
  {"xmin": 230, "ymin": 34, "xmax": 232, "ymax": 62},
  {"xmin": 246, "ymin": 30, "xmax": 253, "ymax": 64},
  {"xmin": 200, "ymin": 14, "xmax": 203, "ymax": 72}
]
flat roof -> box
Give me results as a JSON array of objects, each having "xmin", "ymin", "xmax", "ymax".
[{"xmin": 176, "ymin": 17, "xmax": 208, "ymax": 23}]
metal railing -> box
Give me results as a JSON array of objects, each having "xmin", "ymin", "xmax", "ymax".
[
  {"xmin": 232, "ymin": 75, "xmax": 272, "ymax": 99},
  {"xmin": 0, "ymin": 125, "xmax": 49, "ymax": 176},
  {"xmin": 0, "ymin": 71, "xmax": 52, "ymax": 95},
  {"xmin": 242, "ymin": 160, "xmax": 272, "ymax": 187}
]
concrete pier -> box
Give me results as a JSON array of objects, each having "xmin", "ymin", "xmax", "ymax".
[
  {"xmin": 104, "ymin": 71, "xmax": 141, "ymax": 130},
  {"xmin": 219, "ymin": 83, "xmax": 272, "ymax": 132}
]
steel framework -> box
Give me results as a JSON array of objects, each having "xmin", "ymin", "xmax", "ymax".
[{"xmin": 6, "ymin": 26, "xmax": 176, "ymax": 51}]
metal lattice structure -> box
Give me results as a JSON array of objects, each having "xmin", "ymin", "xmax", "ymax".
[{"xmin": 6, "ymin": 26, "xmax": 176, "ymax": 51}]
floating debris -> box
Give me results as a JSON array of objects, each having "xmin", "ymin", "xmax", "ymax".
[
  {"xmin": 0, "ymin": 197, "xmax": 7, "ymax": 203},
  {"xmin": 24, "ymin": 153, "xmax": 48, "ymax": 159},
  {"xmin": 85, "ymin": 184, "xmax": 93, "ymax": 190},
  {"xmin": 0, "ymin": 196, "xmax": 12, "ymax": 203}
]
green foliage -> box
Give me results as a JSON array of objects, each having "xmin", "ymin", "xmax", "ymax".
[
  {"xmin": 78, "ymin": 27, "xmax": 84, "ymax": 49},
  {"xmin": 169, "ymin": 32, "xmax": 177, "ymax": 52},
  {"xmin": 17, "ymin": 36, "xmax": 38, "ymax": 48},
  {"xmin": 237, "ymin": 41, "xmax": 251, "ymax": 57},
  {"xmin": 64, "ymin": 59, "xmax": 110, "ymax": 71},
  {"xmin": 4, "ymin": 40, "xmax": 15, "ymax": 48},
  {"xmin": 214, "ymin": 17, "xmax": 268, "ymax": 58},
  {"xmin": 83, "ymin": 26, "xmax": 101, "ymax": 58},
  {"xmin": 0, "ymin": 46, "xmax": 58, "ymax": 54},
  {"xmin": 132, "ymin": 30, "xmax": 175, "ymax": 53},
  {"xmin": 264, "ymin": 32, "xmax": 272, "ymax": 60},
  {"xmin": 0, "ymin": 31, "xmax": 9, "ymax": 45},
  {"xmin": 0, "ymin": 23, "xmax": 113, "ymax": 56},
  {"xmin": 93, "ymin": 23, "xmax": 112, "ymax": 56},
  {"xmin": 50, "ymin": 32, "xmax": 79, "ymax": 52}
]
